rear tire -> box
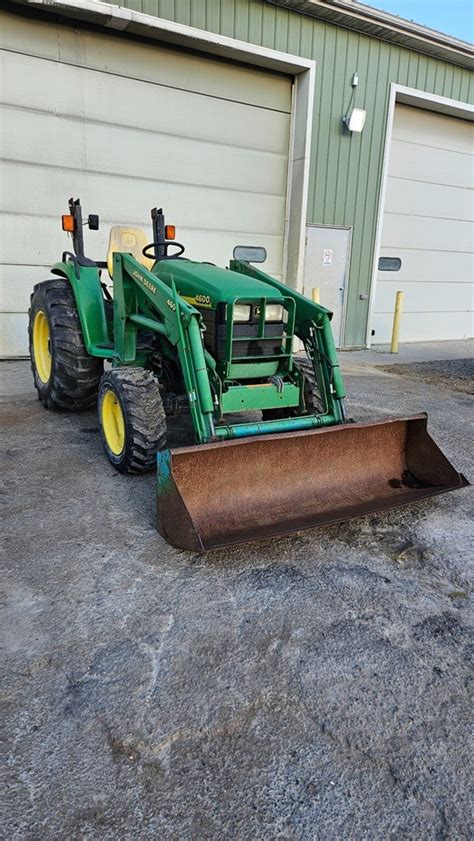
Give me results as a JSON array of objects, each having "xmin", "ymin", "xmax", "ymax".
[
  {"xmin": 29, "ymin": 278, "xmax": 103, "ymax": 410},
  {"xmin": 262, "ymin": 356, "xmax": 323, "ymax": 421},
  {"xmin": 293, "ymin": 356, "xmax": 324, "ymax": 415},
  {"xmin": 98, "ymin": 367, "xmax": 167, "ymax": 474}
]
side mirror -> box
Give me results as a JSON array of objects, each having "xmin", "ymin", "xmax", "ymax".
[
  {"xmin": 233, "ymin": 245, "xmax": 267, "ymax": 264},
  {"xmin": 88, "ymin": 214, "xmax": 99, "ymax": 230}
]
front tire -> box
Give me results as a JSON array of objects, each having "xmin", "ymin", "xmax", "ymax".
[
  {"xmin": 98, "ymin": 367, "xmax": 167, "ymax": 474},
  {"xmin": 29, "ymin": 278, "xmax": 103, "ymax": 410}
]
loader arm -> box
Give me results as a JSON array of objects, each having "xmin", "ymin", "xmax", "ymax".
[
  {"xmin": 111, "ymin": 254, "xmax": 349, "ymax": 442},
  {"xmin": 112, "ymin": 253, "xmax": 216, "ymax": 443},
  {"xmin": 230, "ymin": 259, "xmax": 347, "ymax": 421}
]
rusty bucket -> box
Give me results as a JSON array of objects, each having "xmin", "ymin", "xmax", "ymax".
[{"xmin": 156, "ymin": 413, "xmax": 468, "ymax": 552}]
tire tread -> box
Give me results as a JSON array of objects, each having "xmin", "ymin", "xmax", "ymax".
[
  {"xmin": 98, "ymin": 367, "xmax": 167, "ymax": 474},
  {"xmin": 29, "ymin": 278, "xmax": 103, "ymax": 410},
  {"xmin": 262, "ymin": 356, "xmax": 323, "ymax": 420}
]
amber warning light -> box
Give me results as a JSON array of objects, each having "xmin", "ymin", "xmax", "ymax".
[
  {"xmin": 165, "ymin": 225, "xmax": 175, "ymax": 240},
  {"xmin": 62, "ymin": 214, "xmax": 75, "ymax": 232}
]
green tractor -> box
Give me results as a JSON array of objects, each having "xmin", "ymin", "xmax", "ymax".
[{"xmin": 29, "ymin": 198, "xmax": 467, "ymax": 550}]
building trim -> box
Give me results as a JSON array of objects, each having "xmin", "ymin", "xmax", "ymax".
[
  {"xmin": 11, "ymin": 0, "xmax": 316, "ymax": 293},
  {"xmin": 268, "ymin": 0, "xmax": 474, "ymax": 71},
  {"xmin": 366, "ymin": 84, "xmax": 474, "ymax": 346}
]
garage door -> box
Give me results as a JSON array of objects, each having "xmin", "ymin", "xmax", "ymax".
[
  {"xmin": 373, "ymin": 104, "xmax": 474, "ymax": 343},
  {"xmin": 0, "ymin": 12, "xmax": 291, "ymax": 357}
]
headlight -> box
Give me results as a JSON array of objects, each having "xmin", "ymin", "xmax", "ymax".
[
  {"xmin": 232, "ymin": 304, "xmax": 251, "ymax": 322},
  {"xmin": 265, "ymin": 304, "xmax": 284, "ymax": 322}
]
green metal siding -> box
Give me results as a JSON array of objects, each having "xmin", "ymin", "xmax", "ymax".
[{"xmin": 120, "ymin": 0, "xmax": 473, "ymax": 346}]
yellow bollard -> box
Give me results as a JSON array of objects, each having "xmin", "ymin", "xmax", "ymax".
[
  {"xmin": 312, "ymin": 287, "xmax": 320, "ymax": 304},
  {"xmin": 390, "ymin": 291, "xmax": 404, "ymax": 353}
]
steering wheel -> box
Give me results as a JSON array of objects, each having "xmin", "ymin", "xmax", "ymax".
[{"xmin": 142, "ymin": 241, "xmax": 185, "ymax": 261}]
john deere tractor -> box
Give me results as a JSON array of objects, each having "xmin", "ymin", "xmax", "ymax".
[{"xmin": 29, "ymin": 198, "xmax": 467, "ymax": 550}]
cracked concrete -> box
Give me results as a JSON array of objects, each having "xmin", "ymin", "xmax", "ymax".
[{"xmin": 2, "ymin": 354, "xmax": 473, "ymax": 840}]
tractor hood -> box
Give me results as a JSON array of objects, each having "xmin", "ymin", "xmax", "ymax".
[{"xmin": 154, "ymin": 259, "xmax": 285, "ymax": 306}]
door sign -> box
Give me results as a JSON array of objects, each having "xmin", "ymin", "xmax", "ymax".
[{"xmin": 322, "ymin": 248, "xmax": 333, "ymax": 267}]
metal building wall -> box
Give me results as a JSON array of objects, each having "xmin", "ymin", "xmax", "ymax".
[{"xmin": 118, "ymin": 0, "xmax": 474, "ymax": 347}]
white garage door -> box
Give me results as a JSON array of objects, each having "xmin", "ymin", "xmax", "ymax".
[
  {"xmin": 0, "ymin": 12, "xmax": 291, "ymax": 357},
  {"xmin": 373, "ymin": 104, "xmax": 474, "ymax": 343}
]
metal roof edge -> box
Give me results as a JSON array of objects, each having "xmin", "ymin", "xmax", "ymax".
[{"xmin": 267, "ymin": 0, "xmax": 474, "ymax": 71}]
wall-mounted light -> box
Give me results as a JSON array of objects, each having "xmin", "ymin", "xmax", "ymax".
[{"xmin": 343, "ymin": 107, "xmax": 367, "ymax": 133}]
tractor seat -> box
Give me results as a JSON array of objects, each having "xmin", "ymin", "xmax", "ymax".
[{"xmin": 106, "ymin": 226, "xmax": 154, "ymax": 278}]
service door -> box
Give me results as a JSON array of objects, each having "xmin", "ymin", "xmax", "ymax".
[{"xmin": 303, "ymin": 225, "xmax": 352, "ymax": 347}]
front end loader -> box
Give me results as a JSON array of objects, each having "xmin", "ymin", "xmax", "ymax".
[{"xmin": 28, "ymin": 198, "xmax": 468, "ymax": 550}]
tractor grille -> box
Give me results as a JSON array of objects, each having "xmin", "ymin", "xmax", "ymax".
[
  {"xmin": 223, "ymin": 323, "xmax": 284, "ymax": 358},
  {"xmin": 199, "ymin": 306, "xmax": 284, "ymax": 360}
]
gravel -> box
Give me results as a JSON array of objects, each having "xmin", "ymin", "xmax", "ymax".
[
  {"xmin": 2, "ymin": 357, "xmax": 473, "ymax": 840},
  {"xmin": 378, "ymin": 358, "xmax": 474, "ymax": 394}
]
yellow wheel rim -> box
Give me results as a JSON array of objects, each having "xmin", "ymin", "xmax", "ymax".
[
  {"xmin": 101, "ymin": 388, "xmax": 125, "ymax": 455},
  {"xmin": 33, "ymin": 310, "xmax": 52, "ymax": 384}
]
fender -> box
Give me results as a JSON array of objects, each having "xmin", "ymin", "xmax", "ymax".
[{"xmin": 51, "ymin": 260, "xmax": 110, "ymax": 357}]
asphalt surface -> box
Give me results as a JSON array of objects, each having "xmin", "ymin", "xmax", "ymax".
[{"xmin": 2, "ymin": 355, "xmax": 473, "ymax": 840}]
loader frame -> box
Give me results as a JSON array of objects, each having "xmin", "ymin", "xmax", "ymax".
[{"xmin": 52, "ymin": 249, "xmax": 347, "ymax": 444}]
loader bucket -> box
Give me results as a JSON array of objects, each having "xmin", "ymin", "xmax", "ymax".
[{"xmin": 156, "ymin": 413, "xmax": 468, "ymax": 552}]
